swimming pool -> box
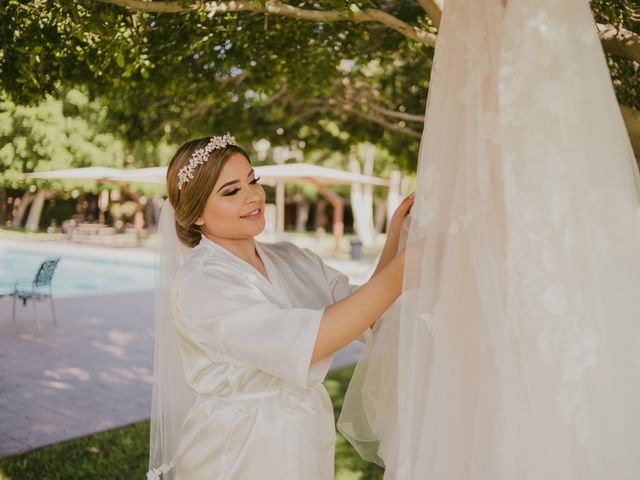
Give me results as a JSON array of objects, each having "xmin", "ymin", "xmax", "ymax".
[{"xmin": 0, "ymin": 241, "xmax": 154, "ymax": 296}]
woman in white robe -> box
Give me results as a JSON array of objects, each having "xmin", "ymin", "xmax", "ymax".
[{"xmin": 147, "ymin": 134, "xmax": 412, "ymax": 480}]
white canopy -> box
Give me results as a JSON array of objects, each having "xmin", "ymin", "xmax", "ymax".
[
  {"xmin": 23, "ymin": 166, "xmax": 124, "ymax": 181},
  {"xmin": 253, "ymin": 163, "xmax": 389, "ymax": 187},
  {"xmin": 23, "ymin": 163, "xmax": 389, "ymax": 187}
]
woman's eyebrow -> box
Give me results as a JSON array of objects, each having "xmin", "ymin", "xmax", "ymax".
[{"xmin": 216, "ymin": 169, "xmax": 255, "ymax": 193}]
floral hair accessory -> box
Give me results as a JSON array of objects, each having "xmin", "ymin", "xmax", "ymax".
[{"xmin": 177, "ymin": 133, "xmax": 237, "ymax": 190}]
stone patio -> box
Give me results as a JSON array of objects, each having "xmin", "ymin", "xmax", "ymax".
[
  {"xmin": 0, "ymin": 249, "xmax": 371, "ymax": 458},
  {"xmin": 0, "ymin": 290, "xmax": 155, "ymax": 458}
]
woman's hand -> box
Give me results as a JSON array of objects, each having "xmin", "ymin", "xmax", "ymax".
[
  {"xmin": 372, "ymin": 192, "xmax": 415, "ymax": 277},
  {"xmin": 386, "ymin": 192, "xmax": 415, "ymax": 248}
]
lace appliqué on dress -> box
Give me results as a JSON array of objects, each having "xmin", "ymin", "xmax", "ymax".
[{"xmin": 147, "ymin": 460, "xmax": 175, "ymax": 480}]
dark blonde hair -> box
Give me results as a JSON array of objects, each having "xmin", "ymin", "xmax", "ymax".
[{"xmin": 166, "ymin": 137, "xmax": 251, "ymax": 248}]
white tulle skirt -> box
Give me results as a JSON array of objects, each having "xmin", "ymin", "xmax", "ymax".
[{"xmin": 338, "ymin": 0, "xmax": 640, "ymax": 478}]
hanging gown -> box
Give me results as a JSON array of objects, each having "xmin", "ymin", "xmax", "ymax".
[
  {"xmin": 171, "ymin": 236, "xmax": 371, "ymax": 480},
  {"xmin": 338, "ymin": 0, "xmax": 640, "ymax": 478}
]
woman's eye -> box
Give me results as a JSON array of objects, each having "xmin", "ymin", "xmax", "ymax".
[{"xmin": 223, "ymin": 178, "xmax": 259, "ymax": 196}]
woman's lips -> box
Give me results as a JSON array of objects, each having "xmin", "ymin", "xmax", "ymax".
[{"xmin": 241, "ymin": 207, "xmax": 262, "ymax": 220}]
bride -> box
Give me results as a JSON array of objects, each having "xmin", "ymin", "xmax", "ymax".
[
  {"xmin": 339, "ymin": 0, "xmax": 640, "ymax": 479},
  {"xmin": 147, "ymin": 134, "xmax": 413, "ymax": 479}
]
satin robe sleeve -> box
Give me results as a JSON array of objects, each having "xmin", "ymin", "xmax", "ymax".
[
  {"xmin": 176, "ymin": 268, "xmax": 330, "ymax": 387},
  {"xmin": 298, "ymin": 247, "xmax": 375, "ymax": 346}
]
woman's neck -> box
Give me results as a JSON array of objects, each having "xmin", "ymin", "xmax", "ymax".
[{"xmin": 205, "ymin": 234, "xmax": 259, "ymax": 264}]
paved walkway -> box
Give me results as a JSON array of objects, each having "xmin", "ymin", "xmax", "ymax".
[
  {"xmin": 0, "ymin": 241, "xmax": 373, "ymax": 458},
  {"xmin": 0, "ymin": 291, "xmax": 155, "ymax": 458}
]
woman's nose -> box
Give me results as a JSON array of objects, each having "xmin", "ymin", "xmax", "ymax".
[{"xmin": 245, "ymin": 186, "xmax": 262, "ymax": 203}]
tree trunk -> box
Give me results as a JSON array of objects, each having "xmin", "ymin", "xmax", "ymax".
[
  {"xmin": 314, "ymin": 199, "xmax": 327, "ymax": 235},
  {"xmin": 621, "ymin": 105, "xmax": 640, "ymax": 167},
  {"xmin": 386, "ymin": 170, "xmax": 403, "ymax": 233},
  {"xmin": 272, "ymin": 147, "xmax": 290, "ymax": 238},
  {"xmin": 25, "ymin": 190, "xmax": 51, "ymax": 232},
  {"xmin": 293, "ymin": 194, "xmax": 310, "ymax": 232},
  {"xmin": 311, "ymin": 180, "xmax": 344, "ymax": 254},
  {"xmin": 98, "ymin": 188, "xmax": 110, "ymax": 225},
  {"xmin": 373, "ymin": 197, "xmax": 387, "ymax": 234},
  {"xmin": 349, "ymin": 145, "xmax": 376, "ymax": 246},
  {"xmin": 13, "ymin": 191, "xmax": 34, "ymax": 228},
  {"xmin": 0, "ymin": 189, "xmax": 6, "ymax": 225}
]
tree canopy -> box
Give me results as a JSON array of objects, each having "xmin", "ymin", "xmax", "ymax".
[
  {"xmin": 0, "ymin": 88, "xmax": 173, "ymax": 189},
  {"xmin": 1, "ymin": 0, "xmax": 638, "ymax": 170}
]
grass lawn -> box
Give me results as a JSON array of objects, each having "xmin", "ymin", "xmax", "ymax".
[
  {"xmin": 0, "ymin": 365, "xmax": 384, "ymax": 480},
  {"xmin": 0, "ymin": 227, "xmax": 55, "ymax": 241}
]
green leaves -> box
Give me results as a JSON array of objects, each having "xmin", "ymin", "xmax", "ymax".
[
  {"xmin": 0, "ymin": 0, "xmax": 636, "ymax": 170},
  {"xmin": 0, "ymin": 88, "xmax": 172, "ymax": 190}
]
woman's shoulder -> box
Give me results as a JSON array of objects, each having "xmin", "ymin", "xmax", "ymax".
[
  {"xmin": 260, "ymin": 240, "xmax": 299, "ymax": 256},
  {"xmin": 179, "ymin": 241, "xmax": 210, "ymax": 269},
  {"xmin": 174, "ymin": 243, "xmax": 233, "ymax": 290},
  {"xmin": 173, "ymin": 246, "xmax": 206, "ymax": 290},
  {"xmin": 259, "ymin": 240, "xmax": 324, "ymax": 269}
]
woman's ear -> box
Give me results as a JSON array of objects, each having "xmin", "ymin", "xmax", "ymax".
[{"xmin": 195, "ymin": 218, "xmax": 204, "ymax": 226}]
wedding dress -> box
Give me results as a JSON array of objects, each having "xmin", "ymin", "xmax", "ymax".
[{"xmin": 338, "ymin": 0, "xmax": 640, "ymax": 478}]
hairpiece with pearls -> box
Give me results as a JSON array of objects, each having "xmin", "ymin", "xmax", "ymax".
[{"xmin": 177, "ymin": 133, "xmax": 237, "ymax": 190}]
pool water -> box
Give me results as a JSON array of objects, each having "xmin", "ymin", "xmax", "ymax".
[{"xmin": 0, "ymin": 246, "xmax": 154, "ymax": 296}]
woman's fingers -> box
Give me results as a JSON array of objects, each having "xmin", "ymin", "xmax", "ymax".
[
  {"xmin": 387, "ymin": 192, "xmax": 417, "ymax": 242},
  {"xmin": 405, "ymin": 192, "xmax": 415, "ymax": 212},
  {"xmin": 395, "ymin": 192, "xmax": 415, "ymax": 217}
]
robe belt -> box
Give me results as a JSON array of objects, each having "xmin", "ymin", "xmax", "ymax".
[{"xmin": 199, "ymin": 384, "xmax": 320, "ymax": 415}]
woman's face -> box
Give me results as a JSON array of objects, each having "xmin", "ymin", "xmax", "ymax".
[{"xmin": 195, "ymin": 153, "xmax": 266, "ymax": 241}]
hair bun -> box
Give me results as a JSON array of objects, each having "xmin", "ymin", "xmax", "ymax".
[{"xmin": 175, "ymin": 221, "xmax": 202, "ymax": 248}]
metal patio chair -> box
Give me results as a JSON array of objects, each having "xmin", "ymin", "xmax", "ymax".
[{"xmin": 12, "ymin": 257, "xmax": 61, "ymax": 329}]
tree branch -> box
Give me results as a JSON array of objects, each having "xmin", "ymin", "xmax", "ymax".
[
  {"xmin": 332, "ymin": 98, "xmax": 423, "ymax": 138},
  {"xmin": 621, "ymin": 105, "xmax": 640, "ymax": 163},
  {"xmin": 597, "ymin": 24, "xmax": 640, "ymax": 64},
  {"xmin": 262, "ymin": 84, "xmax": 290, "ymax": 106},
  {"xmin": 95, "ymin": 0, "xmax": 185, "ymax": 12},
  {"xmin": 96, "ymin": 0, "xmax": 437, "ymax": 46},
  {"xmin": 415, "ymin": 0, "xmax": 442, "ymax": 27},
  {"xmin": 290, "ymin": 104, "xmax": 329, "ymax": 123},
  {"xmin": 343, "ymin": 78, "xmax": 426, "ymax": 123},
  {"xmin": 96, "ymin": 1, "xmax": 640, "ymax": 63},
  {"xmin": 359, "ymin": 99, "xmax": 425, "ymax": 123},
  {"xmin": 94, "ymin": 0, "xmax": 640, "ymax": 154},
  {"xmin": 146, "ymin": 99, "xmax": 213, "ymax": 137}
]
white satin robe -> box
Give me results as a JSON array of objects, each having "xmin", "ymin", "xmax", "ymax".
[{"xmin": 172, "ymin": 236, "xmax": 370, "ymax": 480}]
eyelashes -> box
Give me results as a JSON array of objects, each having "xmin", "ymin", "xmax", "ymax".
[{"xmin": 223, "ymin": 177, "xmax": 261, "ymax": 196}]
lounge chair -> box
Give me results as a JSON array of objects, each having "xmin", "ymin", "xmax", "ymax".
[{"xmin": 12, "ymin": 257, "xmax": 61, "ymax": 329}]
